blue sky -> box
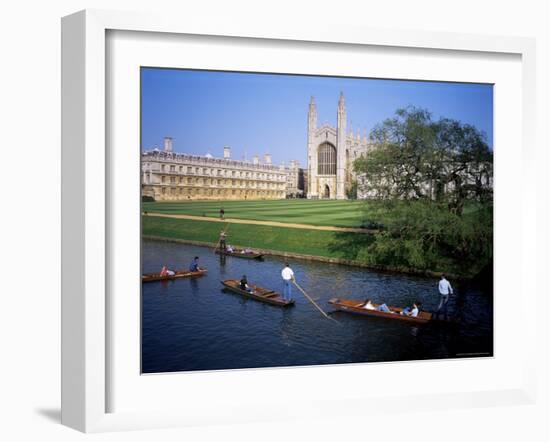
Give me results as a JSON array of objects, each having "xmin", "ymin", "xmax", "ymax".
[{"xmin": 141, "ymin": 68, "xmax": 493, "ymax": 165}]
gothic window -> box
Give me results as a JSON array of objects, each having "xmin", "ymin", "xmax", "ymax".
[{"xmin": 317, "ymin": 143, "xmax": 336, "ymax": 175}]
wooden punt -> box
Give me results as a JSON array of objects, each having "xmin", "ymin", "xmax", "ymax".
[
  {"xmin": 328, "ymin": 298, "xmax": 432, "ymax": 324},
  {"xmin": 221, "ymin": 279, "xmax": 294, "ymax": 307},
  {"xmin": 215, "ymin": 248, "xmax": 264, "ymax": 260},
  {"xmin": 142, "ymin": 268, "xmax": 207, "ymax": 283}
]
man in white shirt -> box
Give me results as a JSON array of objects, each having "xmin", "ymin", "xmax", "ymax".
[
  {"xmin": 436, "ymin": 274, "xmax": 453, "ymax": 319},
  {"xmin": 281, "ymin": 263, "xmax": 295, "ymax": 301}
]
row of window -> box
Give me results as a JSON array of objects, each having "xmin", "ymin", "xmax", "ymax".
[
  {"xmin": 144, "ymin": 163, "xmax": 286, "ymax": 181},
  {"xmin": 159, "ymin": 187, "xmax": 284, "ymax": 196},
  {"xmin": 154, "ymin": 176, "xmax": 285, "ymax": 189}
]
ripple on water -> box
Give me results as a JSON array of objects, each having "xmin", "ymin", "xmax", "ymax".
[{"xmin": 141, "ymin": 240, "xmax": 493, "ymax": 373}]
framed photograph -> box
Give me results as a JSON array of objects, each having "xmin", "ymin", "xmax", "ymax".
[{"xmin": 61, "ymin": 9, "xmax": 537, "ymax": 432}]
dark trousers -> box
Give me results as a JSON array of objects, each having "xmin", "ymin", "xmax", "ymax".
[{"xmin": 435, "ymin": 294, "xmax": 449, "ymax": 318}]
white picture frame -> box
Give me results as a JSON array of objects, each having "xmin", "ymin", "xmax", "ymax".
[{"xmin": 61, "ymin": 9, "xmax": 537, "ymax": 433}]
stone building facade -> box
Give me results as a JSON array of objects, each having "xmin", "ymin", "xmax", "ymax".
[
  {"xmin": 307, "ymin": 93, "xmax": 493, "ymax": 201},
  {"xmin": 307, "ymin": 93, "xmax": 370, "ymax": 199},
  {"xmin": 285, "ymin": 160, "xmax": 306, "ymax": 198},
  {"xmin": 141, "ymin": 138, "xmax": 303, "ymax": 201}
]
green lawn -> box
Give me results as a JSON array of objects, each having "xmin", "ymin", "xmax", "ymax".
[
  {"xmin": 141, "ymin": 200, "xmax": 489, "ymax": 277},
  {"xmin": 142, "ymin": 199, "xmax": 365, "ymax": 227},
  {"xmin": 142, "ymin": 215, "xmax": 349, "ymax": 259}
]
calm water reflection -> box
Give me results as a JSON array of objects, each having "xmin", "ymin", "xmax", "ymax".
[{"xmin": 142, "ymin": 239, "xmax": 493, "ymax": 373}]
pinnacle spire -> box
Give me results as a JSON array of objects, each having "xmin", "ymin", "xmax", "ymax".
[{"xmin": 338, "ymin": 91, "xmax": 345, "ymax": 106}]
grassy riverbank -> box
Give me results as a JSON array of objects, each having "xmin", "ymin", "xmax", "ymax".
[
  {"xmin": 142, "ymin": 215, "xmax": 341, "ymax": 258},
  {"xmin": 142, "ymin": 215, "xmax": 476, "ymax": 278}
]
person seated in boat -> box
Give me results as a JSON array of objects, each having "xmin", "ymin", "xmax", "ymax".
[
  {"xmin": 362, "ymin": 299, "xmax": 376, "ymax": 310},
  {"xmin": 239, "ymin": 275, "xmax": 254, "ymax": 293},
  {"xmin": 401, "ymin": 301, "xmax": 421, "ymax": 317},
  {"xmin": 226, "ymin": 245, "xmax": 234, "ymax": 253},
  {"xmin": 160, "ymin": 265, "xmax": 175, "ymax": 277},
  {"xmin": 189, "ymin": 256, "xmax": 200, "ymax": 272},
  {"xmin": 243, "ymin": 247, "xmax": 253, "ymax": 254},
  {"xmin": 377, "ymin": 303, "xmax": 396, "ymax": 314}
]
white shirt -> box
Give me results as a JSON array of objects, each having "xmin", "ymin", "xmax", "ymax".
[
  {"xmin": 281, "ymin": 267, "xmax": 294, "ymax": 281},
  {"xmin": 438, "ymin": 278, "xmax": 453, "ymax": 295},
  {"xmin": 364, "ymin": 302, "xmax": 376, "ymax": 310},
  {"xmin": 410, "ymin": 307, "xmax": 419, "ymax": 317}
]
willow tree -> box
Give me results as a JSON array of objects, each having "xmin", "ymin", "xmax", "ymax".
[{"xmin": 354, "ymin": 107, "xmax": 493, "ymax": 216}]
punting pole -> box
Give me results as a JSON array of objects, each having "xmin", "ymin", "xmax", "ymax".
[
  {"xmin": 293, "ymin": 280, "xmax": 340, "ymax": 324},
  {"xmin": 213, "ymin": 222, "xmax": 230, "ymax": 254}
]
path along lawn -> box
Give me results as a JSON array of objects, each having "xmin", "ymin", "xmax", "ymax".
[
  {"xmin": 142, "ymin": 201, "xmax": 488, "ymax": 277},
  {"xmin": 142, "ymin": 215, "xmax": 366, "ymax": 260},
  {"xmin": 142, "ymin": 199, "xmax": 364, "ymax": 228}
]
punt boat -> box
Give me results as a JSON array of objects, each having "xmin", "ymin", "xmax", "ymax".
[
  {"xmin": 142, "ymin": 268, "xmax": 207, "ymax": 283},
  {"xmin": 328, "ymin": 298, "xmax": 432, "ymax": 324},
  {"xmin": 221, "ymin": 279, "xmax": 294, "ymax": 307},
  {"xmin": 215, "ymin": 248, "xmax": 264, "ymax": 260}
]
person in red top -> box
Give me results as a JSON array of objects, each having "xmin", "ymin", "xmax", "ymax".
[{"xmin": 159, "ymin": 265, "xmax": 175, "ymax": 277}]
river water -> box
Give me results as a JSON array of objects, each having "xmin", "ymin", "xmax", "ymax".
[{"xmin": 142, "ymin": 239, "xmax": 493, "ymax": 373}]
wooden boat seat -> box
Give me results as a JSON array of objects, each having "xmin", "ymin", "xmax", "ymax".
[{"xmin": 221, "ymin": 280, "xmax": 292, "ymax": 307}]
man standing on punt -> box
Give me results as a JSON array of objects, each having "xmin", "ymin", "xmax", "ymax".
[
  {"xmin": 219, "ymin": 229, "xmax": 227, "ymax": 251},
  {"xmin": 281, "ymin": 263, "xmax": 295, "ymax": 302},
  {"xmin": 436, "ymin": 274, "xmax": 453, "ymax": 319}
]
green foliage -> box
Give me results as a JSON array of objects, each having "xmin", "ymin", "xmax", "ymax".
[
  {"xmin": 354, "ymin": 107, "xmax": 493, "ymax": 215},
  {"xmin": 329, "ymin": 199, "xmax": 493, "ymax": 276},
  {"xmin": 345, "ymin": 107, "xmax": 494, "ymax": 276},
  {"xmin": 346, "ymin": 180, "xmax": 359, "ymax": 200}
]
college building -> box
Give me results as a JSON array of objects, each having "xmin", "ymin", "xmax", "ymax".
[
  {"xmin": 306, "ymin": 92, "xmax": 493, "ymax": 200},
  {"xmin": 142, "ymin": 93, "xmax": 490, "ymax": 202},
  {"xmin": 307, "ymin": 92, "xmax": 370, "ymax": 200},
  {"xmin": 141, "ymin": 138, "xmax": 305, "ymax": 201}
]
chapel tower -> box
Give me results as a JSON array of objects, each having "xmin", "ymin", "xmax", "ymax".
[
  {"xmin": 336, "ymin": 92, "xmax": 347, "ymax": 199},
  {"xmin": 307, "ymin": 96, "xmax": 318, "ymax": 198}
]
